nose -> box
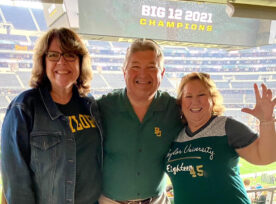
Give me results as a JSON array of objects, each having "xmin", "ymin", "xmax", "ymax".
[
  {"xmin": 192, "ymin": 96, "xmax": 200, "ymax": 104},
  {"xmin": 137, "ymin": 67, "xmax": 147, "ymax": 75},
  {"xmin": 57, "ymin": 55, "xmax": 66, "ymax": 64}
]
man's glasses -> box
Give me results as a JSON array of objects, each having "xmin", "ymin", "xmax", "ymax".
[{"xmin": 46, "ymin": 51, "xmax": 78, "ymax": 62}]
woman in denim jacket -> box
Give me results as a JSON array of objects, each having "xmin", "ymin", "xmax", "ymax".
[{"xmin": 1, "ymin": 28, "xmax": 103, "ymax": 204}]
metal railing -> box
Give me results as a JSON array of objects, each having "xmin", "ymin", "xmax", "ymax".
[{"xmin": 247, "ymin": 187, "xmax": 276, "ymax": 204}]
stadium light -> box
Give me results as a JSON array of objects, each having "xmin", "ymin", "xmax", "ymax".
[{"xmin": 226, "ymin": 3, "xmax": 276, "ymax": 20}]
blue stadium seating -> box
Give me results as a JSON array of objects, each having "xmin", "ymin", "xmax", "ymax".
[
  {"xmin": 216, "ymin": 81, "xmax": 230, "ymax": 89},
  {"xmin": 0, "ymin": 96, "xmax": 9, "ymax": 107},
  {"xmin": 17, "ymin": 71, "xmax": 31, "ymax": 87},
  {"xmin": 245, "ymin": 95, "xmax": 256, "ymax": 104},
  {"xmin": 103, "ymin": 73, "xmax": 125, "ymax": 89},
  {"xmin": 31, "ymin": 8, "xmax": 47, "ymax": 31},
  {"xmin": 210, "ymin": 75, "xmax": 223, "ymax": 80},
  {"xmin": 222, "ymin": 94, "xmax": 244, "ymax": 104},
  {"xmin": 160, "ymin": 76, "xmax": 174, "ymax": 90},
  {"xmin": 0, "ymin": 5, "xmax": 37, "ymax": 30},
  {"xmin": 18, "ymin": 62, "xmax": 33, "ymax": 69},
  {"xmin": 29, "ymin": 36, "xmax": 38, "ymax": 43},
  {"xmin": 0, "ymin": 43, "xmax": 15, "ymax": 50},
  {"xmin": 231, "ymin": 81, "xmax": 262, "ymax": 89},
  {"xmin": 0, "ymin": 33, "xmax": 28, "ymax": 43},
  {"xmin": 91, "ymin": 73, "xmax": 109, "ymax": 89},
  {"xmin": 112, "ymin": 42, "xmax": 130, "ymax": 49},
  {"xmin": 235, "ymin": 75, "xmax": 259, "ymax": 80},
  {"xmin": 265, "ymin": 81, "xmax": 276, "ymax": 88},
  {"xmin": 0, "ymin": 74, "xmax": 21, "ymax": 88},
  {"xmin": 88, "ymin": 40, "xmax": 111, "ymax": 49},
  {"xmin": 0, "ymin": 62, "xmax": 8, "ymax": 68}
]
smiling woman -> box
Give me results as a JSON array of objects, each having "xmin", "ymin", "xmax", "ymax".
[
  {"xmin": 1, "ymin": 27, "xmax": 103, "ymax": 204},
  {"xmin": 165, "ymin": 72, "xmax": 276, "ymax": 204}
]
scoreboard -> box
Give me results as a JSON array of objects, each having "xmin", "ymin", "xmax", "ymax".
[{"xmin": 77, "ymin": 0, "xmax": 270, "ymax": 48}]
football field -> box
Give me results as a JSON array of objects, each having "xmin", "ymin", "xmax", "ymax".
[{"xmin": 239, "ymin": 159, "xmax": 276, "ymax": 175}]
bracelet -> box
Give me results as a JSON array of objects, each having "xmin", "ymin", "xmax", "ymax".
[{"xmin": 260, "ymin": 118, "xmax": 276, "ymax": 125}]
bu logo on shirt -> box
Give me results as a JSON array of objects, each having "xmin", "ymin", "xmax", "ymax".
[{"xmin": 154, "ymin": 127, "xmax": 162, "ymax": 137}]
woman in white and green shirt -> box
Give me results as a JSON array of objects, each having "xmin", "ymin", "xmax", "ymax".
[{"xmin": 165, "ymin": 72, "xmax": 276, "ymax": 204}]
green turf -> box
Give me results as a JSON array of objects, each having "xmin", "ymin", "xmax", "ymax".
[{"xmin": 239, "ymin": 158, "xmax": 276, "ymax": 175}]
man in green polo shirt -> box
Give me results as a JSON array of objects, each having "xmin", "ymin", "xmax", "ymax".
[{"xmin": 98, "ymin": 39, "xmax": 183, "ymax": 204}]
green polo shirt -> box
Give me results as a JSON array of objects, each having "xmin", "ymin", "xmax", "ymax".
[{"xmin": 98, "ymin": 89, "xmax": 183, "ymax": 201}]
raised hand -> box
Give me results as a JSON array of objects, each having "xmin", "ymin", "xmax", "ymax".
[{"xmin": 241, "ymin": 83, "xmax": 276, "ymax": 121}]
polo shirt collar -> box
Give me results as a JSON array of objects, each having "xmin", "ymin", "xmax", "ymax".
[{"xmin": 118, "ymin": 88, "xmax": 169, "ymax": 112}]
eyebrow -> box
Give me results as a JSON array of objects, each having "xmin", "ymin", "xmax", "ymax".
[
  {"xmin": 130, "ymin": 61, "xmax": 140, "ymax": 64},
  {"xmin": 184, "ymin": 89, "xmax": 207, "ymax": 94}
]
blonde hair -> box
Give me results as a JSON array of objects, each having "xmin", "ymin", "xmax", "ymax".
[
  {"xmin": 122, "ymin": 38, "xmax": 164, "ymax": 71},
  {"xmin": 29, "ymin": 27, "xmax": 92, "ymax": 96},
  {"xmin": 177, "ymin": 72, "xmax": 225, "ymax": 122}
]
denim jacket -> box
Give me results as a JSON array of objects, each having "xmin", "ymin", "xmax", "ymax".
[{"xmin": 1, "ymin": 86, "xmax": 103, "ymax": 204}]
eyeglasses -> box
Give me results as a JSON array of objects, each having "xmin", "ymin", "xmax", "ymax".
[{"xmin": 46, "ymin": 51, "xmax": 78, "ymax": 62}]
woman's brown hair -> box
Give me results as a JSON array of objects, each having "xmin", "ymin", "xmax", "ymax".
[{"xmin": 29, "ymin": 27, "xmax": 92, "ymax": 96}]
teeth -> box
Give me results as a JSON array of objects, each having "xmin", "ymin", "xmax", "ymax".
[
  {"xmin": 191, "ymin": 108, "xmax": 202, "ymax": 112},
  {"xmin": 56, "ymin": 70, "xmax": 69, "ymax": 74},
  {"xmin": 135, "ymin": 80, "xmax": 151, "ymax": 84}
]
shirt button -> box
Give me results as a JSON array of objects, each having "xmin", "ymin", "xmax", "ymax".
[
  {"xmin": 66, "ymin": 180, "xmax": 73, "ymax": 184},
  {"xmin": 137, "ymin": 193, "xmax": 140, "ymax": 196},
  {"xmin": 68, "ymin": 159, "xmax": 74, "ymax": 163},
  {"xmin": 137, "ymin": 172, "xmax": 140, "ymax": 176},
  {"xmin": 138, "ymin": 149, "xmax": 142, "ymax": 153}
]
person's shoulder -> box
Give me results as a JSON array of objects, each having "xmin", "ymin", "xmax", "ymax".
[
  {"xmin": 97, "ymin": 88, "xmax": 124, "ymax": 103},
  {"xmin": 156, "ymin": 90, "xmax": 176, "ymax": 100},
  {"xmin": 84, "ymin": 93, "xmax": 96, "ymax": 103},
  {"xmin": 10, "ymin": 88, "xmax": 39, "ymax": 104},
  {"xmin": 156, "ymin": 90, "xmax": 177, "ymax": 107},
  {"xmin": 225, "ymin": 116, "xmax": 244, "ymax": 126},
  {"xmin": 6, "ymin": 88, "xmax": 39, "ymax": 114}
]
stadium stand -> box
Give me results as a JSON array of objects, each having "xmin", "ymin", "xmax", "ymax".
[
  {"xmin": 0, "ymin": 96, "xmax": 8, "ymax": 108},
  {"xmin": 0, "ymin": 33, "xmax": 28, "ymax": 43},
  {"xmin": 0, "ymin": 5, "xmax": 37, "ymax": 30},
  {"xmin": 31, "ymin": 8, "xmax": 48, "ymax": 31},
  {"xmin": 0, "ymin": 73, "xmax": 21, "ymax": 88},
  {"xmin": 0, "ymin": 3, "xmax": 275, "ymax": 131}
]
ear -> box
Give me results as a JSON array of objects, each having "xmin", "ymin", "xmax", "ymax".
[
  {"xmin": 161, "ymin": 67, "xmax": 165, "ymax": 78},
  {"xmin": 123, "ymin": 68, "xmax": 126, "ymax": 80}
]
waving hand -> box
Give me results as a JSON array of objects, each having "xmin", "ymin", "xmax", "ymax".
[{"xmin": 241, "ymin": 83, "xmax": 276, "ymax": 122}]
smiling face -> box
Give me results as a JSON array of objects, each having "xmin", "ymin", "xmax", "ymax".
[
  {"xmin": 181, "ymin": 79, "xmax": 213, "ymax": 132},
  {"xmin": 124, "ymin": 50, "xmax": 164, "ymax": 102},
  {"xmin": 45, "ymin": 37, "xmax": 80, "ymax": 94}
]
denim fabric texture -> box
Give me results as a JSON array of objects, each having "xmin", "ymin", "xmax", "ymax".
[{"xmin": 1, "ymin": 86, "xmax": 103, "ymax": 204}]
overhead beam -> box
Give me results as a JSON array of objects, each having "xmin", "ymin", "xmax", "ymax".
[{"xmin": 226, "ymin": 3, "xmax": 276, "ymax": 20}]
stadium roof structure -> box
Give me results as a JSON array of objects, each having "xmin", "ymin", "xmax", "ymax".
[
  {"xmin": 173, "ymin": 0, "xmax": 276, "ymax": 7},
  {"xmin": 7, "ymin": 0, "xmax": 276, "ymax": 50},
  {"xmin": 35, "ymin": 0, "xmax": 276, "ymax": 8},
  {"xmin": 173, "ymin": 0, "xmax": 276, "ymax": 20}
]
